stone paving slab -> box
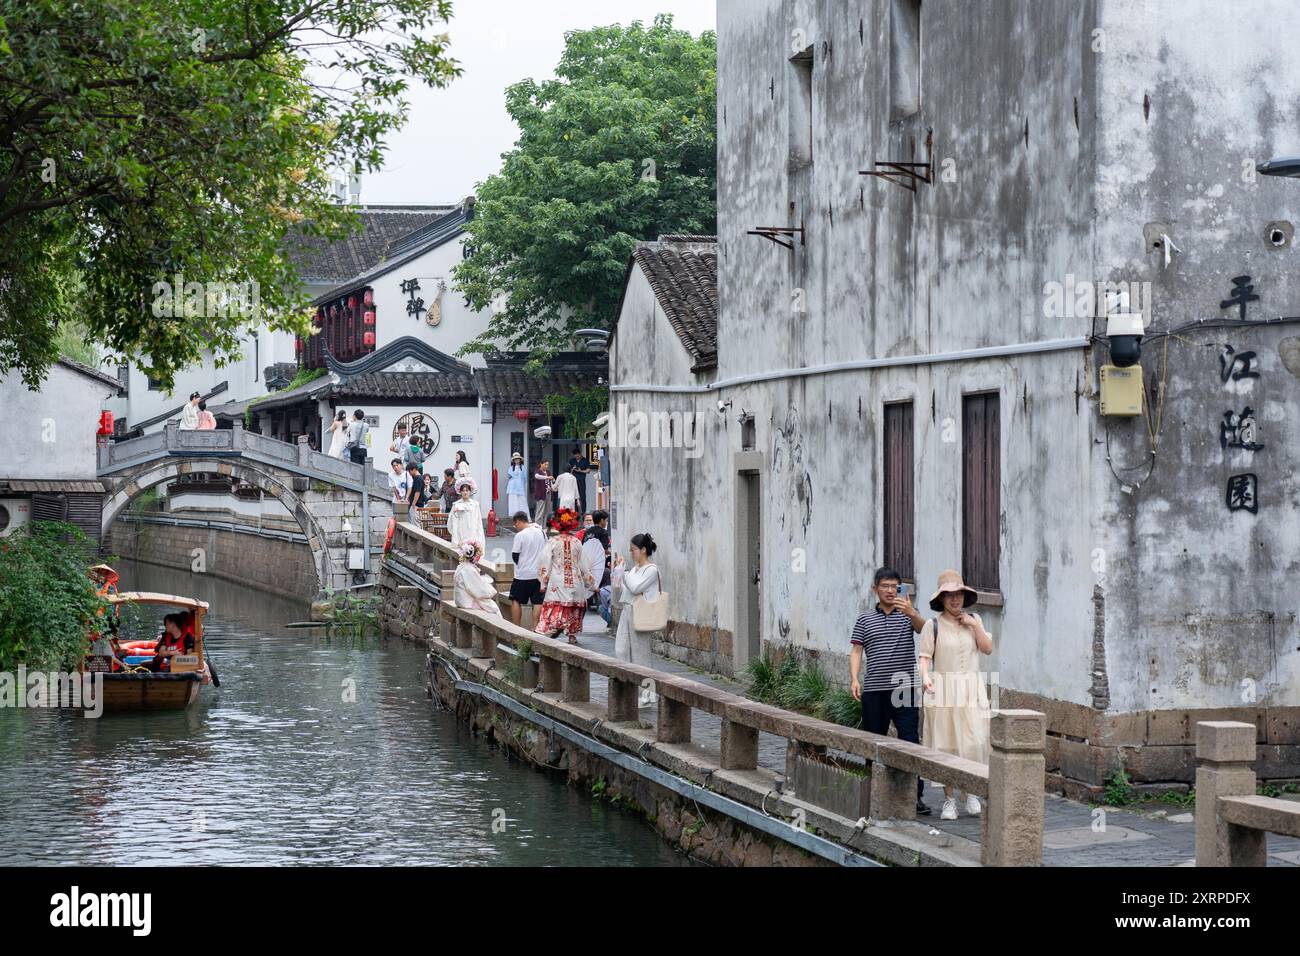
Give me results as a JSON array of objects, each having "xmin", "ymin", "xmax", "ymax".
[{"xmin": 545, "ymin": 608, "xmax": 1300, "ymax": 867}]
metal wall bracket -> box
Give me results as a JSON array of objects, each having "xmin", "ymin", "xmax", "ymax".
[
  {"xmin": 747, "ymin": 224, "xmax": 805, "ymax": 250},
  {"xmin": 859, "ymin": 161, "xmax": 932, "ymax": 192}
]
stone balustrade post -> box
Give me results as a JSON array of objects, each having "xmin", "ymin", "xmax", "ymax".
[
  {"xmin": 983, "ymin": 709, "xmax": 1046, "ymax": 866},
  {"xmin": 471, "ymin": 623, "xmax": 496, "ymax": 661},
  {"xmin": 297, "ymin": 435, "xmax": 311, "ymax": 466},
  {"xmin": 539, "ymin": 656, "xmax": 563, "ymax": 694},
  {"xmin": 720, "ymin": 719, "xmax": 759, "ymax": 771},
  {"xmin": 164, "ymin": 420, "xmax": 179, "ymax": 447},
  {"xmin": 869, "ymin": 743, "xmax": 918, "ymax": 822},
  {"xmin": 561, "ymin": 663, "xmax": 589, "ymax": 703},
  {"xmin": 607, "ymin": 678, "xmax": 640, "ymax": 722},
  {"xmin": 657, "ymin": 697, "xmax": 691, "ymax": 744},
  {"xmin": 230, "ymin": 419, "xmax": 243, "ymax": 448},
  {"xmin": 454, "ymin": 617, "xmax": 473, "ymax": 650},
  {"xmin": 1195, "ymin": 721, "xmax": 1264, "ymax": 867}
]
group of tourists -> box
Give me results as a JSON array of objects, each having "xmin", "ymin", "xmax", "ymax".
[
  {"xmin": 524, "ymin": 451, "xmax": 601, "ymax": 524},
  {"xmin": 849, "ymin": 567, "xmax": 994, "ymax": 821},
  {"xmin": 451, "ymin": 505, "xmax": 663, "ymax": 708}
]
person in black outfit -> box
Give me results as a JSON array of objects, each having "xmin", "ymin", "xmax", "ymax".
[{"xmin": 406, "ymin": 462, "xmax": 428, "ymax": 509}]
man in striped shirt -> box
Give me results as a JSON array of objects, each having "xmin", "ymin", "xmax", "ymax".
[{"xmin": 849, "ymin": 567, "xmax": 929, "ymax": 814}]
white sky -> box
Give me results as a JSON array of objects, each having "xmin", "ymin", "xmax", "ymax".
[{"xmin": 359, "ymin": 0, "xmax": 717, "ymax": 205}]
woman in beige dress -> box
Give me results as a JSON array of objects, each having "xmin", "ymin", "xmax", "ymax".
[{"xmin": 919, "ymin": 569, "xmax": 994, "ymax": 821}]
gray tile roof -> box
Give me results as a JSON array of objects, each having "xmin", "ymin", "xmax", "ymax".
[
  {"xmin": 330, "ymin": 372, "xmax": 477, "ymax": 402},
  {"xmin": 283, "ymin": 205, "xmax": 456, "ymax": 284},
  {"xmin": 476, "ymin": 354, "xmax": 606, "ymax": 404},
  {"xmin": 623, "ymin": 236, "xmax": 718, "ymax": 371}
]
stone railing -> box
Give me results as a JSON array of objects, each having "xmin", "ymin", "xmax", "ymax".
[
  {"xmin": 389, "ymin": 521, "xmax": 512, "ymax": 587},
  {"xmin": 1195, "ymin": 720, "xmax": 1300, "ymax": 865},
  {"xmin": 433, "ymin": 592, "xmax": 1046, "ymax": 866},
  {"xmin": 101, "ymin": 421, "xmax": 390, "ymax": 496}
]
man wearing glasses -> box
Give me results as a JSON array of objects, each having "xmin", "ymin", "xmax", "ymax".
[{"xmin": 849, "ymin": 567, "xmax": 929, "ymax": 815}]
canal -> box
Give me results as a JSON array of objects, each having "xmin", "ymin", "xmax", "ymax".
[{"xmin": 0, "ymin": 560, "xmax": 689, "ymax": 866}]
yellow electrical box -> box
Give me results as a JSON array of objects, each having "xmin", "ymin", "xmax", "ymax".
[{"xmin": 1099, "ymin": 364, "xmax": 1144, "ymax": 417}]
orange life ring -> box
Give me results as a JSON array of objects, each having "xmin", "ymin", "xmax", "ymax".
[{"xmin": 383, "ymin": 517, "xmax": 396, "ymax": 554}]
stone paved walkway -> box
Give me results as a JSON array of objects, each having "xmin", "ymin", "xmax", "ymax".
[{"xmin": 547, "ymin": 609, "xmax": 1300, "ymax": 868}]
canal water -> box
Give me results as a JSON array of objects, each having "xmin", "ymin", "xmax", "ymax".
[{"xmin": 0, "ymin": 560, "xmax": 688, "ymax": 866}]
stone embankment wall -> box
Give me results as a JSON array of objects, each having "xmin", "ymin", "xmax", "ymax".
[{"xmin": 107, "ymin": 514, "xmax": 320, "ymax": 600}]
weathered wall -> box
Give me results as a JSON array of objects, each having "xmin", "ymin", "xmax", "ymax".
[
  {"xmin": 106, "ymin": 517, "xmax": 320, "ymax": 600},
  {"xmin": 613, "ymin": 0, "xmax": 1102, "ymax": 696},
  {"xmin": 2, "ymin": 363, "xmax": 118, "ymax": 480},
  {"xmin": 1091, "ymin": 0, "xmax": 1300, "ymax": 713}
]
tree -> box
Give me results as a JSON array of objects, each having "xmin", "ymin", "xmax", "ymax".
[
  {"xmin": 0, "ymin": 0, "xmax": 461, "ymax": 389},
  {"xmin": 0, "ymin": 523, "xmax": 105, "ymax": 671},
  {"xmin": 454, "ymin": 14, "xmax": 715, "ymax": 360}
]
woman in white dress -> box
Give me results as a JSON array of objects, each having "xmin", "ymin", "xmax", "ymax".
[
  {"xmin": 447, "ymin": 476, "xmax": 484, "ymax": 553},
  {"xmin": 453, "ymin": 542, "xmax": 502, "ymax": 616},
  {"xmin": 610, "ymin": 532, "xmax": 662, "ymax": 706},
  {"xmin": 454, "ymin": 450, "xmax": 472, "ymax": 483},
  {"xmin": 919, "ymin": 569, "xmax": 994, "ymax": 821},
  {"xmin": 326, "ymin": 410, "xmax": 349, "ymax": 459}
]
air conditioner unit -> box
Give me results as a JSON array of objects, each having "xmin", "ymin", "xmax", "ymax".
[{"xmin": 0, "ymin": 498, "xmax": 31, "ymax": 537}]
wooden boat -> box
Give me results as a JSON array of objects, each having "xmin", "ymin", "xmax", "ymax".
[{"xmin": 84, "ymin": 592, "xmax": 213, "ymax": 712}]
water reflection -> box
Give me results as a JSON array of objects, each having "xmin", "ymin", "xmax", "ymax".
[{"xmin": 0, "ymin": 560, "xmax": 688, "ymax": 866}]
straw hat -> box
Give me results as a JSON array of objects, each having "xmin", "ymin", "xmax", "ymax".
[
  {"xmin": 928, "ymin": 569, "xmax": 978, "ymax": 612},
  {"xmin": 511, "ymin": 452, "xmax": 523, "ymax": 462}
]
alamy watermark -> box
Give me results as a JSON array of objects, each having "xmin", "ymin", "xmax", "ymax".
[
  {"xmin": 600, "ymin": 402, "xmax": 702, "ymax": 459},
  {"xmin": 1042, "ymin": 275, "xmax": 1151, "ymax": 320},
  {"xmin": 1, "ymin": 667, "xmax": 103, "ymax": 718},
  {"xmin": 151, "ymin": 273, "xmax": 260, "ymax": 319}
]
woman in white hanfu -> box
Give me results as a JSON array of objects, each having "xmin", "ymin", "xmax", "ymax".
[
  {"xmin": 453, "ymin": 541, "xmax": 502, "ymax": 616},
  {"xmin": 447, "ymin": 476, "xmax": 485, "ymax": 553}
]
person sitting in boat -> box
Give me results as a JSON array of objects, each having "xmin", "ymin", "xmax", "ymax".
[{"xmin": 144, "ymin": 614, "xmax": 195, "ymax": 672}]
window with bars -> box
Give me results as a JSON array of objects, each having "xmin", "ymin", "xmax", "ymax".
[
  {"xmin": 961, "ymin": 392, "xmax": 1001, "ymax": 592},
  {"xmin": 882, "ymin": 401, "xmax": 915, "ymax": 581}
]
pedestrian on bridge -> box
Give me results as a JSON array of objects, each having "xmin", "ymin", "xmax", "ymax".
[
  {"xmin": 327, "ymin": 410, "xmax": 348, "ymax": 459},
  {"xmin": 534, "ymin": 507, "xmax": 594, "ymax": 645},
  {"xmin": 610, "ymin": 533, "xmax": 663, "ymax": 706},
  {"xmin": 849, "ymin": 567, "xmax": 929, "ymax": 816},
  {"xmin": 346, "ymin": 409, "xmax": 369, "ymax": 466},
  {"xmin": 919, "ymin": 569, "xmax": 993, "ymax": 821},
  {"xmin": 448, "ymin": 476, "xmax": 484, "ymax": 554}
]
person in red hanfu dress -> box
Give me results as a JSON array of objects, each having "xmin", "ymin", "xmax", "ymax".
[{"xmin": 533, "ymin": 507, "xmax": 595, "ymax": 645}]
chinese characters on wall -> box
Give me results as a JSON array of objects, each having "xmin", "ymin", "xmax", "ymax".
[{"xmin": 1218, "ymin": 275, "xmax": 1263, "ymax": 515}]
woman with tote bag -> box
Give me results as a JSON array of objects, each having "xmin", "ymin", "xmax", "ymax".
[{"xmin": 611, "ymin": 532, "xmax": 667, "ymax": 707}]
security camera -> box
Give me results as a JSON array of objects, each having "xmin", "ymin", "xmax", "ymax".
[
  {"xmin": 716, "ymin": 398, "xmax": 732, "ymax": 415},
  {"xmin": 533, "ymin": 425, "xmax": 552, "ymax": 439},
  {"xmin": 1106, "ymin": 312, "xmax": 1144, "ymax": 368}
]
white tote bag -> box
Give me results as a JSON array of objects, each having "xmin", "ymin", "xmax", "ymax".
[{"xmin": 631, "ymin": 565, "xmax": 668, "ymax": 632}]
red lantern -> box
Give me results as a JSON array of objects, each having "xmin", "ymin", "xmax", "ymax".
[
  {"xmin": 363, "ymin": 311, "xmax": 375, "ymax": 325},
  {"xmin": 513, "ymin": 408, "xmax": 530, "ymax": 423},
  {"xmin": 97, "ymin": 411, "xmax": 114, "ymax": 436},
  {"xmin": 363, "ymin": 331, "xmax": 375, "ymax": 347},
  {"xmin": 363, "ymin": 289, "xmax": 374, "ymax": 306}
]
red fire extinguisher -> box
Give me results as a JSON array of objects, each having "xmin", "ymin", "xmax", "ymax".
[{"xmin": 486, "ymin": 508, "xmax": 498, "ymax": 537}]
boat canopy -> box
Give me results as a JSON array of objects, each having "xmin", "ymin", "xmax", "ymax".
[{"xmin": 107, "ymin": 592, "xmax": 210, "ymax": 613}]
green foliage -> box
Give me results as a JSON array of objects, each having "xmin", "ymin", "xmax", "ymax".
[
  {"xmin": 454, "ymin": 15, "xmax": 716, "ymax": 359},
  {"xmin": 778, "ymin": 659, "xmax": 830, "ymax": 712},
  {"xmin": 0, "ymin": 0, "xmax": 461, "ymax": 389},
  {"xmin": 1256, "ymin": 782, "xmax": 1300, "ymax": 798},
  {"xmin": 1102, "ymin": 770, "xmax": 1196, "ymax": 808},
  {"xmin": 591, "ymin": 777, "xmax": 607, "ymax": 798},
  {"xmin": 817, "ymin": 687, "xmax": 863, "ymax": 729},
  {"xmin": 286, "ymin": 366, "xmax": 327, "ymax": 392},
  {"xmin": 544, "ymin": 387, "xmax": 609, "ymax": 437},
  {"xmin": 55, "ymin": 318, "xmax": 102, "ymax": 367},
  {"xmin": 742, "ymin": 653, "xmax": 778, "ymax": 703},
  {"xmin": 321, "ymin": 590, "xmax": 381, "ymax": 636},
  {"xmin": 502, "ymin": 638, "xmax": 533, "ymax": 685},
  {"xmin": 741, "ymin": 651, "xmax": 861, "ymax": 729},
  {"xmin": 0, "ymin": 522, "xmax": 106, "ymax": 671}
]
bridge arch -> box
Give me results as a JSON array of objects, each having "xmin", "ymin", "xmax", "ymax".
[{"xmin": 101, "ymin": 457, "xmax": 335, "ymax": 592}]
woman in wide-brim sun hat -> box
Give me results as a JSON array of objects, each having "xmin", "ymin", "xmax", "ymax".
[
  {"xmin": 918, "ymin": 569, "xmax": 994, "ymax": 821},
  {"xmin": 533, "ymin": 507, "xmax": 595, "ymax": 645},
  {"xmin": 506, "ymin": 453, "xmax": 528, "ymax": 518},
  {"xmin": 448, "ymin": 475, "xmax": 484, "ymax": 552}
]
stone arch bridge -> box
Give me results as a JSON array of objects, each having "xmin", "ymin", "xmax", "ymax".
[{"xmin": 98, "ymin": 422, "xmax": 393, "ymax": 592}]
